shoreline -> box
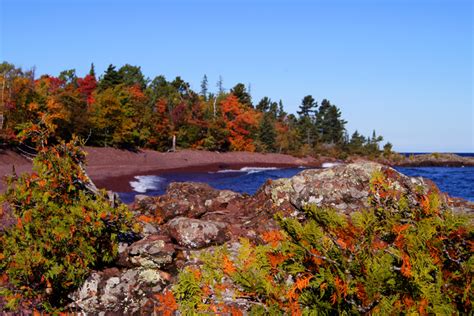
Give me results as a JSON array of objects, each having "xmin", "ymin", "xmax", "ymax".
[
  {"xmin": 0, "ymin": 147, "xmax": 328, "ymax": 193},
  {"xmin": 93, "ymin": 162, "xmax": 315, "ymax": 193},
  {"xmin": 2, "ymin": 146, "xmax": 473, "ymax": 193}
]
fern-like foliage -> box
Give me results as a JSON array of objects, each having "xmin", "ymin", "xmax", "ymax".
[{"xmin": 173, "ymin": 170, "xmax": 473, "ymax": 315}]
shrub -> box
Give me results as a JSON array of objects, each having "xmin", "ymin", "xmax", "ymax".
[
  {"xmin": 0, "ymin": 135, "xmax": 135, "ymax": 311},
  {"xmin": 172, "ymin": 171, "xmax": 473, "ymax": 314}
]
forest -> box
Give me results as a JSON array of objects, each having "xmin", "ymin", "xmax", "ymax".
[{"xmin": 0, "ymin": 62, "xmax": 390, "ymax": 157}]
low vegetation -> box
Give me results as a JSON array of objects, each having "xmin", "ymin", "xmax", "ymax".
[
  {"xmin": 170, "ymin": 170, "xmax": 473, "ymax": 314},
  {"xmin": 0, "ymin": 118, "xmax": 136, "ymax": 311}
]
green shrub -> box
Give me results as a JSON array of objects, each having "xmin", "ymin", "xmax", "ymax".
[
  {"xmin": 0, "ymin": 136, "xmax": 135, "ymax": 311},
  {"xmin": 173, "ymin": 171, "xmax": 473, "ymax": 315}
]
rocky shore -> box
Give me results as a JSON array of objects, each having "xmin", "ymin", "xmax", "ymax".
[
  {"xmin": 379, "ymin": 152, "xmax": 474, "ymax": 167},
  {"xmin": 66, "ymin": 161, "xmax": 474, "ymax": 314}
]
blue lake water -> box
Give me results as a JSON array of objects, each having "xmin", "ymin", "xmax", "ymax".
[
  {"xmin": 395, "ymin": 166, "xmax": 474, "ymax": 202},
  {"xmin": 118, "ymin": 165, "xmax": 474, "ymax": 204}
]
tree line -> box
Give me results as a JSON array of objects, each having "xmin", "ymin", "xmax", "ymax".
[{"xmin": 0, "ymin": 62, "xmax": 391, "ymax": 157}]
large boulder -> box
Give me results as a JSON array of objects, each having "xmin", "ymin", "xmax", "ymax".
[
  {"xmin": 68, "ymin": 267, "xmax": 172, "ymax": 314},
  {"xmin": 132, "ymin": 182, "xmax": 245, "ymax": 223},
  {"xmin": 118, "ymin": 234, "xmax": 175, "ymax": 269},
  {"xmin": 253, "ymin": 161, "xmax": 441, "ymax": 215},
  {"xmin": 166, "ymin": 217, "xmax": 230, "ymax": 249}
]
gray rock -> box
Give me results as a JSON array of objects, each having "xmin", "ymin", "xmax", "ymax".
[
  {"xmin": 167, "ymin": 217, "xmax": 230, "ymax": 249},
  {"xmin": 124, "ymin": 235, "xmax": 175, "ymax": 269}
]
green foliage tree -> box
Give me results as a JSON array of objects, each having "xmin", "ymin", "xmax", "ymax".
[{"xmin": 117, "ymin": 64, "xmax": 147, "ymax": 89}]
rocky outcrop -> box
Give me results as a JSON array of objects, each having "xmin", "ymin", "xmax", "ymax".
[
  {"xmin": 376, "ymin": 153, "xmax": 474, "ymax": 167},
  {"xmin": 253, "ymin": 161, "xmax": 441, "ymax": 215},
  {"xmin": 133, "ymin": 182, "xmax": 245, "ymax": 224},
  {"xmin": 69, "ymin": 161, "xmax": 473, "ymax": 313}
]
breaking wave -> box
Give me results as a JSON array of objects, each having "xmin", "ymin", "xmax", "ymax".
[
  {"xmin": 214, "ymin": 167, "xmax": 279, "ymax": 174},
  {"xmin": 129, "ymin": 175, "xmax": 166, "ymax": 193},
  {"xmin": 321, "ymin": 162, "xmax": 342, "ymax": 168}
]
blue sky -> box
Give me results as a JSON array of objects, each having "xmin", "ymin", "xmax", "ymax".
[{"xmin": 1, "ymin": 0, "xmax": 472, "ymax": 152}]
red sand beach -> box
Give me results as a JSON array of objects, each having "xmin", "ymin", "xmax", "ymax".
[{"xmin": 0, "ymin": 147, "xmax": 327, "ymax": 193}]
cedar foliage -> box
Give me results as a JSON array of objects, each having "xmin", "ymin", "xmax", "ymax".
[
  {"xmin": 172, "ymin": 170, "xmax": 473, "ymax": 314},
  {"xmin": 0, "ymin": 117, "xmax": 135, "ymax": 311}
]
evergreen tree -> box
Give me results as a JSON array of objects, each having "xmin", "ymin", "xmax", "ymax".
[
  {"xmin": 297, "ymin": 95, "xmax": 318, "ymax": 146},
  {"xmin": 383, "ymin": 142, "xmax": 393, "ymax": 157},
  {"xmin": 200, "ymin": 74, "xmax": 208, "ymax": 99},
  {"xmin": 98, "ymin": 64, "xmax": 122, "ymax": 91},
  {"xmin": 258, "ymin": 112, "xmax": 277, "ymax": 152},
  {"xmin": 117, "ymin": 64, "xmax": 147, "ymax": 89},
  {"xmin": 365, "ymin": 130, "xmax": 383, "ymax": 155},
  {"xmin": 316, "ymin": 99, "xmax": 346, "ymax": 144},
  {"xmin": 230, "ymin": 83, "xmax": 252, "ymax": 108},
  {"xmin": 216, "ymin": 75, "xmax": 224, "ymax": 94},
  {"xmin": 348, "ymin": 130, "xmax": 366, "ymax": 154},
  {"xmin": 278, "ymin": 100, "xmax": 287, "ymax": 120},
  {"xmin": 89, "ymin": 63, "xmax": 96, "ymax": 77},
  {"xmin": 256, "ymin": 96, "xmax": 271, "ymax": 112},
  {"xmin": 297, "ymin": 95, "xmax": 317, "ymax": 117}
]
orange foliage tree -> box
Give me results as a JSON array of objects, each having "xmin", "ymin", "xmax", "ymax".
[{"xmin": 220, "ymin": 94, "xmax": 259, "ymax": 151}]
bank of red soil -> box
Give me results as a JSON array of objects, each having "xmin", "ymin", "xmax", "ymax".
[{"xmin": 0, "ymin": 147, "xmax": 327, "ymax": 192}]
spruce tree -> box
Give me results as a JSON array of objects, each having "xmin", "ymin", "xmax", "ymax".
[
  {"xmin": 98, "ymin": 64, "xmax": 122, "ymax": 91},
  {"xmin": 258, "ymin": 112, "xmax": 277, "ymax": 152},
  {"xmin": 200, "ymin": 74, "xmax": 208, "ymax": 99}
]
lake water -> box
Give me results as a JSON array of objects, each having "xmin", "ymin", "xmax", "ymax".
[{"xmin": 118, "ymin": 164, "xmax": 474, "ymax": 204}]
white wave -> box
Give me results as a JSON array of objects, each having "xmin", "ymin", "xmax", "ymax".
[
  {"xmin": 129, "ymin": 175, "xmax": 165, "ymax": 193},
  {"xmin": 322, "ymin": 162, "xmax": 342, "ymax": 168},
  {"xmin": 213, "ymin": 166, "xmax": 279, "ymax": 174},
  {"xmin": 240, "ymin": 167, "xmax": 278, "ymax": 174}
]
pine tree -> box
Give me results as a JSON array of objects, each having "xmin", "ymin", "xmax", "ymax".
[
  {"xmin": 316, "ymin": 99, "xmax": 346, "ymax": 144},
  {"xmin": 297, "ymin": 95, "xmax": 318, "ymax": 146},
  {"xmin": 297, "ymin": 95, "xmax": 317, "ymax": 117}
]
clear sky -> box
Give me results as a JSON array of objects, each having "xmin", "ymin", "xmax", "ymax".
[{"xmin": 1, "ymin": 0, "xmax": 472, "ymax": 152}]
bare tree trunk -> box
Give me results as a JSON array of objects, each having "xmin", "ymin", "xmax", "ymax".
[
  {"xmin": 172, "ymin": 134, "xmax": 176, "ymax": 152},
  {"xmin": 213, "ymin": 97, "xmax": 217, "ymax": 118}
]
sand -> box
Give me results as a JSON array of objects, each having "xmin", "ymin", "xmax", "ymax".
[{"xmin": 0, "ymin": 147, "xmax": 327, "ymax": 192}]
